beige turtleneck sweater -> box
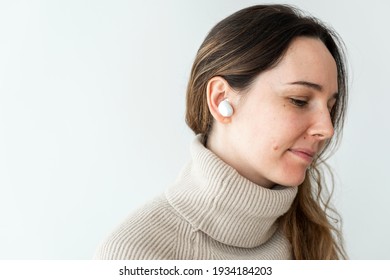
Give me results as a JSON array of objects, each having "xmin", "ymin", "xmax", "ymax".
[{"xmin": 94, "ymin": 135, "xmax": 298, "ymax": 259}]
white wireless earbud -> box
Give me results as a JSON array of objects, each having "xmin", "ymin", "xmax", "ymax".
[{"xmin": 218, "ymin": 99, "xmax": 233, "ymax": 117}]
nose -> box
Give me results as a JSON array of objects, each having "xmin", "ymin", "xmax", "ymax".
[{"xmin": 307, "ymin": 108, "xmax": 335, "ymax": 140}]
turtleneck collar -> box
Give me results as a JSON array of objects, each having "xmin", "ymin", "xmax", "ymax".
[{"xmin": 165, "ymin": 134, "xmax": 298, "ymax": 248}]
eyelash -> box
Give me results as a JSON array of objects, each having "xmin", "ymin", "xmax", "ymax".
[{"xmin": 289, "ymin": 98, "xmax": 308, "ymax": 108}]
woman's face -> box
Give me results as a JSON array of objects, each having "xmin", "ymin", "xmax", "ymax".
[{"xmin": 225, "ymin": 37, "xmax": 338, "ymax": 188}]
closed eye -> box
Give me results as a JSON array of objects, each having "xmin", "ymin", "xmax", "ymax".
[{"xmin": 289, "ymin": 98, "xmax": 308, "ymax": 107}]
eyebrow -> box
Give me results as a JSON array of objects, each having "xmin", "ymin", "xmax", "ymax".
[
  {"xmin": 288, "ymin": 80, "xmax": 323, "ymax": 91},
  {"xmin": 287, "ymin": 80, "xmax": 339, "ymax": 98}
]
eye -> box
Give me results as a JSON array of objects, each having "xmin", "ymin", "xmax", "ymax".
[
  {"xmin": 328, "ymin": 98, "xmax": 338, "ymax": 113},
  {"xmin": 289, "ymin": 98, "xmax": 308, "ymax": 107}
]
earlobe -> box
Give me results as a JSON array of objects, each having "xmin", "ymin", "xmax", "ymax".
[{"xmin": 206, "ymin": 76, "xmax": 234, "ymax": 123}]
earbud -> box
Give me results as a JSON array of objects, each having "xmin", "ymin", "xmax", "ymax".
[{"xmin": 218, "ymin": 99, "xmax": 233, "ymax": 117}]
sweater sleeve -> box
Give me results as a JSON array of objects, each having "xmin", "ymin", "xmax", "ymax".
[{"xmin": 93, "ymin": 195, "xmax": 183, "ymax": 260}]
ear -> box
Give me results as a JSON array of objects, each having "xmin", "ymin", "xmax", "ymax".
[{"xmin": 206, "ymin": 76, "xmax": 234, "ymax": 123}]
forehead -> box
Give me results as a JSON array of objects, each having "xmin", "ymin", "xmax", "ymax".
[{"xmin": 270, "ymin": 36, "xmax": 338, "ymax": 93}]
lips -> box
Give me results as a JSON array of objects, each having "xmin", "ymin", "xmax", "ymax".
[{"xmin": 288, "ymin": 148, "xmax": 315, "ymax": 163}]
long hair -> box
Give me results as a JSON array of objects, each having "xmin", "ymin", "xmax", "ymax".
[{"xmin": 185, "ymin": 4, "xmax": 348, "ymax": 259}]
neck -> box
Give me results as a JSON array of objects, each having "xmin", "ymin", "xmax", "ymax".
[
  {"xmin": 165, "ymin": 134, "xmax": 298, "ymax": 248},
  {"xmin": 206, "ymin": 131, "xmax": 274, "ymax": 188}
]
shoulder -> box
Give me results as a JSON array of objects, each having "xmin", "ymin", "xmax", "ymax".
[{"xmin": 93, "ymin": 194, "xmax": 184, "ymax": 260}]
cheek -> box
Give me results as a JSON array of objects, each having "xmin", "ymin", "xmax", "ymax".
[
  {"xmin": 267, "ymin": 117, "xmax": 301, "ymax": 150},
  {"xmin": 263, "ymin": 118, "xmax": 306, "ymax": 157},
  {"xmin": 278, "ymin": 112, "xmax": 307, "ymax": 139},
  {"xmin": 237, "ymin": 104, "xmax": 305, "ymax": 152}
]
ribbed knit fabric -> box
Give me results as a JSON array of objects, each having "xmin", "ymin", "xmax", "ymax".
[{"xmin": 94, "ymin": 135, "xmax": 298, "ymax": 260}]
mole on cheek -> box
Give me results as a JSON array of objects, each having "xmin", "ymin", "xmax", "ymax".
[{"xmin": 273, "ymin": 145, "xmax": 279, "ymax": 151}]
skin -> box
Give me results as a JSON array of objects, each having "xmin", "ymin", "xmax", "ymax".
[{"xmin": 206, "ymin": 37, "xmax": 338, "ymax": 188}]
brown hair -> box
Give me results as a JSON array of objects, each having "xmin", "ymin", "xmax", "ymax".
[{"xmin": 185, "ymin": 4, "xmax": 348, "ymax": 259}]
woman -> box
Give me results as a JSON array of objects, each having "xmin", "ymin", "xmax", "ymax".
[{"xmin": 94, "ymin": 4, "xmax": 348, "ymax": 260}]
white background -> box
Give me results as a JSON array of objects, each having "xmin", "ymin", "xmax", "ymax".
[{"xmin": 0, "ymin": 0, "xmax": 389, "ymax": 259}]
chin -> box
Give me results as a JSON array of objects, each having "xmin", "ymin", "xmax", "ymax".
[{"xmin": 277, "ymin": 173, "xmax": 307, "ymax": 187}]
